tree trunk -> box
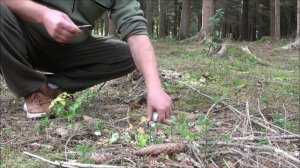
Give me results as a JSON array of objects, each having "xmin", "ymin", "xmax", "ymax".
[
  {"xmin": 172, "ymin": 0, "xmax": 179, "ymax": 38},
  {"xmin": 108, "ymin": 18, "xmax": 118, "ymax": 38},
  {"xmin": 241, "ymin": 0, "xmax": 249, "ymax": 40},
  {"xmin": 144, "ymin": 0, "xmax": 153, "ymax": 38},
  {"xmin": 270, "ymin": 0, "xmax": 275, "ymax": 37},
  {"xmin": 274, "ymin": 0, "xmax": 281, "ymax": 39},
  {"xmin": 159, "ymin": 0, "xmax": 166, "ymax": 38},
  {"xmin": 195, "ymin": 0, "xmax": 214, "ymax": 42},
  {"xmin": 105, "ymin": 16, "xmax": 109, "ymax": 36},
  {"xmin": 179, "ymin": 0, "xmax": 191, "ymax": 40},
  {"xmin": 297, "ymin": 0, "xmax": 300, "ymax": 38}
]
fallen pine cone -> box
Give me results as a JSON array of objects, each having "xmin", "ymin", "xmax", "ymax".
[
  {"xmin": 88, "ymin": 153, "xmax": 112, "ymax": 164},
  {"xmin": 134, "ymin": 143, "xmax": 187, "ymax": 156}
]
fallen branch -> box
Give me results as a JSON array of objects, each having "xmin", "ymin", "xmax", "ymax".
[
  {"xmin": 196, "ymin": 141, "xmax": 300, "ymax": 164},
  {"xmin": 231, "ymin": 135, "xmax": 300, "ymax": 142},
  {"xmin": 282, "ymin": 38, "xmax": 300, "ymax": 50},
  {"xmin": 23, "ymin": 151, "xmax": 122, "ymax": 168},
  {"xmin": 216, "ymin": 44, "xmax": 228, "ymax": 57},
  {"xmin": 241, "ymin": 45, "xmax": 252, "ymax": 54}
]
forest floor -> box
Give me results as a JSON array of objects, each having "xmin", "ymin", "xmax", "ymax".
[{"xmin": 0, "ymin": 39, "xmax": 299, "ymax": 168}]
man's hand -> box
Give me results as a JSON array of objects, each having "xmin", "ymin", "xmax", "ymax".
[
  {"xmin": 127, "ymin": 35, "xmax": 172, "ymax": 123},
  {"xmin": 42, "ymin": 9, "xmax": 82, "ymax": 43},
  {"xmin": 3, "ymin": 0, "xmax": 82, "ymax": 43},
  {"xmin": 147, "ymin": 88, "xmax": 172, "ymax": 123}
]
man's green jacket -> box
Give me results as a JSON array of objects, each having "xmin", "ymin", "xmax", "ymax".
[{"xmin": 32, "ymin": 0, "xmax": 148, "ymax": 43}]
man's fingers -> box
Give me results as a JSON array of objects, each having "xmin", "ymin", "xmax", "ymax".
[
  {"xmin": 63, "ymin": 15, "xmax": 82, "ymax": 34},
  {"xmin": 53, "ymin": 29, "xmax": 75, "ymax": 42},
  {"xmin": 166, "ymin": 107, "xmax": 171, "ymax": 119},
  {"xmin": 63, "ymin": 23, "xmax": 82, "ymax": 34},
  {"xmin": 158, "ymin": 110, "xmax": 166, "ymax": 123},
  {"xmin": 147, "ymin": 105, "xmax": 153, "ymax": 122}
]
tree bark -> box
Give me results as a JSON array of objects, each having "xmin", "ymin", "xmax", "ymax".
[
  {"xmin": 145, "ymin": 0, "xmax": 153, "ymax": 38},
  {"xmin": 108, "ymin": 18, "xmax": 118, "ymax": 38},
  {"xmin": 274, "ymin": 0, "xmax": 281, "ymax": 39},
  {"xmin": 159, "ymin": 0, "xmax": 166, "ymax": 38},
  {"xmin": 172, "ymin": 0, "xmax": 179, "ymax": 38},
  {"xmin": 241, "ymin": 0, "xmax": 249, "ymax": 40},
  {"xmin": 270, "ymin": 0, "xmax": 275, "ymax": 37},
  {"xmin": 179, "ymin": 0, "xmax": 191, "ymax": 40},
  {"xmin": 297, "ymin": 0, "xmax": 300, "ymax": 38},
  {"xmin": 195, "ymin": 0, "xmax": 214, "ymax": 42}
]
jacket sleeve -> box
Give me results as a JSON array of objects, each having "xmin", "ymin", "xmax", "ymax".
[{"xmin": 109, "ymin": 0, "xmax": 148, "ymax": 41}]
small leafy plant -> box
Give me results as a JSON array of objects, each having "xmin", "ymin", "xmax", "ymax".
[
  {"xmin": 34, "ymin": 117, "xmax": 50, "ymax": 133},
  {"xmin": 176, "ymin": 114, "xmax": 197, "ymax": 141},
  {"xmin": 50, "ymin": 92, "xmax": 85, "ymax": 122},
  {"xmin": 75, "ymin": 143, "xmax": 95, "ymax": 163},
  {"xmin": 135, "ymin": 127, "xmax": 150, "ymax": 149}
]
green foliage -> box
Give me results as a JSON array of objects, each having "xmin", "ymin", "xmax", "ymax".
[
  {"xmin": 253, "ymin": 123, "xmax": 266, "ymax": 132},
  {"xmin": 196, "ymin": 113, "xmax": 213, "ymax": 130},
  {"xmin": 75, "ymin": 143, "xmax": 95, "ymax": 163},
  {"xmin": 176, "ymin": 113, "xmax": 197, "ymax": 141},
  {"xmin": 2, "ymin": 128, "xmax": 13, "ymax": 137},
  {"xmin": 94, "ymin": 120, "xmax": 105, "ymax": 131},
  {"xmin": 34, "ymin": 117, "xmax": 50, "ymax": 133},
  {"xmin": 109, "ymin": 132, "xmax": 120, "ymax": 144},
  {"xmin": 136, "ymin": 133, "xmax": 150, "ymax": 149},
  {"xmin": 273, "ymin": 114, "xmax": 293, "ymax": 129},
  {"xmin": 220, "ymin": 133, "xmax": 231, "ymax": 142},
  {"xmin": 257, "ymin": 136, "xmax": 268, "ymax": 145},
  {"xmin": 208, "ymin": 9, "xmax": 224, "ymax": 42},
  {"xmin": 50, "ymin": 92, "xmax": 88, "ymax": 122},
  {"xmin": 260, "ymin": 95, "xmax": 270, "ymax": 104}
]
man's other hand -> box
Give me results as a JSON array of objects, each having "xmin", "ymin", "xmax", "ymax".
[{"xmin": 42, "ymin": 9, "xmax": 82, "ymax": 43}]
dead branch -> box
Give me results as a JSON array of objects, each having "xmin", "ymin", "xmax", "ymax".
[
  {"xmin": 23, "ymin": 151, "xmax": 122, "ymax": 168},
  {"xmin": 282, "ymin": 38, "xmax": 300, "ymax": 50},
  {"xmin": 196, "ymin": 141, "xmax": 300, "ymax": 164},
  {"xmin": 241, "ymin": 45, "xmax": 252, "ymax": 54},
  {"xmin": 30, "ymin": 143, "xmax": 54, "ymax": 150},
  {"xmin": 216, "ymin": 44, "xmax": 228, "ymax": 57},
  {"xmin": 231, "ymin": 135, "xmax": 300, "ymax": 142},
  {"xmin": 252, "ymin": 117, "xmax": 299, "ymax": 136}
]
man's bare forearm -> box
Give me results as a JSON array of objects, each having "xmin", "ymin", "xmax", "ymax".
[
  {"xmin": 3, "ymin": 0, "xmax": 50, "ymax": 24},
  {"xmin": 127, "ymin": 35, "xmax": 162, "ymax": 91},
  {"xmin": 127, "ymin": 35, "xmax": 172, "ymax": 122}
]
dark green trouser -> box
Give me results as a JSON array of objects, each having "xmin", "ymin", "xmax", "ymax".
[{"xmin": 0, "ymin": 4, "xmax": 135, "ymax": 97}]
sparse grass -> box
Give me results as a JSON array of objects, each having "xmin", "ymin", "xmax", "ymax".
[{"xmin": 1, "ymin": 40, "xmax": 299, "ymax": 167}]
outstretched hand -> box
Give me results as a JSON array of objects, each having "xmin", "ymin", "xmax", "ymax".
[
  {"xmin": 42, "ymin": 9, "xmax": 82, "ymax": 43},
  {"xmin": 147, "ymin": 88, "xmax": 172, "ymax": 123}
]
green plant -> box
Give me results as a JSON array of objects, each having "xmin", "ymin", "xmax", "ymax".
[
  {"xmin": 253, "ymin": 123, "xmax": 266, "ymax": 132},
  {"xmin": 50, "ymin": 92, "xmax": 85, "ymax": 122},
  {"xmin": 205, "ymin": 9, "xmax": 224, "ymax": 56},
  {"xmin": 75, "ymin": 143, "xmax": 95, "ymax": 163},
  {"xmin": 273, "ymin": 114, "xmax": 293, "ymax": 129},
  {"xmin": 220, "ymin": 133, "xmax": 231, "ymax": 142},
  {"xmin": 94, "ymin": 120, "xmax": 105, "ymax": 132},
  {"xmin": 109, "ymin": 132, "xmax": 120, "ymax": 144},
  {"xmin": 34, "ymin": 117, "xmax": 50, "ymax": 133},
  {"xmin": 176, "ymin": 114, "xmax": 197, "ymax": 141},
  {"xmin": 208, "ymin": 9, "xmax": 224, "ymax": 42},
  {"xmin": 2, "ymin": 128, "xmax": 13, "ymax": 137},
  {"xmin": 196, "ymin": 115, "xmax": 213, "ymax": 131},
  {"xmin": 135, "ymin": 127, "xmax": 150, "ymax": 149},
  {"xmin": 257, "ymin": 136, "xmax": 268, "ymax": 145}
]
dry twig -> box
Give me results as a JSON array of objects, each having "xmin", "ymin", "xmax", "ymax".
[{"xmin": 23, "ymin": 151, "xmax": 122, "ymax": 168}]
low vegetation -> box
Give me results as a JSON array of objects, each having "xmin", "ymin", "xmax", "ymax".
[{"xmin": 0, "ymin": 40, "xmax": 299, "ymax": 167}]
